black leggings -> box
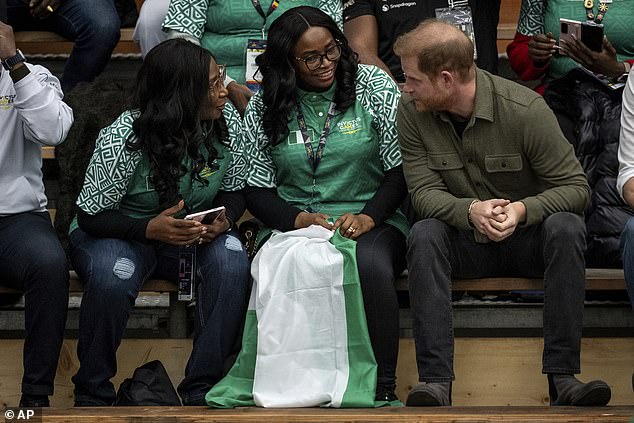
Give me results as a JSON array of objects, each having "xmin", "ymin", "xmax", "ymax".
[{"xmin": 355, "ymin": 223, "xmax": 406, "ymax": 389}]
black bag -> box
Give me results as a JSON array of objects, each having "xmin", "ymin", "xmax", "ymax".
[
  {"xmin": 114, "ymin": 360, "xmax": 181, "ymax": 406},
  {"xmin": 239, "ymin": 218, "xmax": 264, "ymax": 260}
]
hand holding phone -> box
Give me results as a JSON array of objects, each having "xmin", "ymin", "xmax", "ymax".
[
  {"xmin": 559, "ymin": 18, "xmax": 604, "ymax": 53},
  {"xmin": 185, "ymin": 206, "xmax": 226, "ymax": 223}
]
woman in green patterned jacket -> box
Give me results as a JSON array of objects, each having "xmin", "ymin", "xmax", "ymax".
[
  {"xmin": 244, "ymin": 6, "xmax": 408, "ymax": 402},
  {"xmin": 69, "ymin": 39, "xmax": 251, "ymax": 406},
  {"xmin": 162, "ymin": 0, "xmax": 342, "ymax": 85}
]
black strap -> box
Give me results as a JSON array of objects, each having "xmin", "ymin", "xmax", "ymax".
[
  {"xmin": 296, "ymin": 101, "xmax": 337, "ymax": 173},
  {"xmin": 251, "ymin": 0, "xmax": 279, "ymax": 21}
]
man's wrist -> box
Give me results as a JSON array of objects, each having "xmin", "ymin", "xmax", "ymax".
[{"xmin": 467, "ymin": 199, "xmax": 479, "ymax": 227}]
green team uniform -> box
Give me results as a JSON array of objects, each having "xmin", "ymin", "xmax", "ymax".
[
  {"xmin": 163, "ymin": 0, "xmax": 343, "ymax": 84},
  {"xmin": 245, "ymin": 64, "xmax": 408, "ymax": 236},
  {"xmin": 72, "ymin": 103, "xmax": 246, "ymax": 232}
]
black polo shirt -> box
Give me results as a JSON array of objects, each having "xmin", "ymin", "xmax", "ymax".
[{"xmin": 343, "ymin": 0, "xmax": 501, "ymax": 82}]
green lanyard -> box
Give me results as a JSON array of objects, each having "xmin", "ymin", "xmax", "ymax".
[{"xmin": 584, "ymin": 0, "xmax": 610, "ymax": 24}]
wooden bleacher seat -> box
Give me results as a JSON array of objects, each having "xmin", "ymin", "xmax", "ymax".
[
  {"xmin": 33, "ymin": 405, "xmax": 634, "ymax": 422},
  {"xmin": 1, "ymin": 268, "xmax": 625, "ymax": 339},
  {"xmin": 15, "ymin": 28, "xmax": 140, "ymax": 56},
  {"xmin": 396, "ymin": 268, "xmax": 626, "ymax": 292},
  {"xmin": 0, "ymin": 272, "xmax": 187, "ymax": 338}
]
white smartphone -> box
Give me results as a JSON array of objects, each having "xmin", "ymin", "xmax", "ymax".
[
  {"xmin": 184, "ymin": 206, "xmax": 226, "ymax": 223},
  {"xmin": 559, "ymin": 18, "xmax": 582, "ymax": 46}
]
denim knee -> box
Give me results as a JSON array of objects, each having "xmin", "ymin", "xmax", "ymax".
[
  {"xmin": 621, "ymin": 217, "xmax": 634, "ymax": 250},
  {"xmin": 199, "ymin": 233, "xmax": 248, "ymax": 271},
  {"xmin": 408, "ymin": 219, "xmax": 449, "ymax": 250},
  {"xmin": 542, "ymin": 212, "xmax": 586, "ymax": 247},
  {"xmin": 71, "ymin": 235, "xmax": 148, "ymax": 304}
]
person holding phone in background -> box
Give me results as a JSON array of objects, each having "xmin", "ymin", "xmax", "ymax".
[
  {"xmin": 69, "ymin": 39, "xmax": 251, "ymax": 406},
  {"xmin": 507, "ymin": 0, "xmax": 633, "ymax": 94},
  {"xmin": 507, "ymin": 0, "xmax": 634, "ymax": 272}
]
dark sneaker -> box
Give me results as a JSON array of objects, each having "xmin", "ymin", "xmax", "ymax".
[
  {"xmin": 406, "ymin": 382, "xmax": 451, "ymax": 406},
  {"xmin": 375, "ymin": 384, "xmax": 398, "ymax": 402},
  {"xmin": 548, "ymin": 374, "xmax": 611, "ymax": 406}
]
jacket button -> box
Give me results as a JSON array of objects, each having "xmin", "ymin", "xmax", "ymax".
[
  {"xmin": 442, "ymin": 160, "xmax": 447, "ymax": 166},
  {"xmin": 501, "ymin": 162, "xmax": 507, "ymax": 168}
]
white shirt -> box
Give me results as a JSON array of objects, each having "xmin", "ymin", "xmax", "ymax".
[{"xmin": 617, "ymin": 69, "xmax": 634, "ymax": 202}]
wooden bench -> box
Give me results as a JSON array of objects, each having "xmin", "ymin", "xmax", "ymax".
[
  {"xmin": 0, "ymin": 272, "xmax": 187, "ymax": 338},
  {"xmin": 1, "ymin": 268, "xmax": 625, "ymax": 339},
  {"xmin": 31, "ymin": 405, "xmax": 634, "ymax": 423},
  {"xmin": 15, "ymin": 28, "xmax": 140, "ymax": 56},
  {"xmin": 396, "ymin": 268, "xmax": 626, "ymax": 292}
]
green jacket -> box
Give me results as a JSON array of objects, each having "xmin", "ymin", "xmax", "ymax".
[
  {"xmin": 397, "ymin": 68, "xmax": 590, "ymax": 241},
  {"xmin": 163, "ymin": 0, "xmax": 343, "ymax": 84}
]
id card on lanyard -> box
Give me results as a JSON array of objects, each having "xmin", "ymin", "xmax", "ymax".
[
  {"xmin": 296, "ymin": 101, "xmax": 337, "ymax": 212},
  {"xmin": 246, "ymin": 0, "xmax": 279, "ymax": 91},
  {"xmin": 435, "ymin": 1, "xmax": 477, "ymax": 60}
]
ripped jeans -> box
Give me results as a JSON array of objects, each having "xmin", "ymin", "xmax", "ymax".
[{"xmin": 69, "ymin": 228, "xmax": 251, "ymax": 405}]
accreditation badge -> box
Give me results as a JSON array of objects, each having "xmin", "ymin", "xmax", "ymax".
[
  {"xmin": 435, "ymin": 5, "xmax": 478, "ymax": 60},
  {"xmin": 246, "ymin": 39, "xmax": 267, "ymax": 92}
]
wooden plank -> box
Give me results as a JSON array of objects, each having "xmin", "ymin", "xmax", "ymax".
[
  {"xmin": 0, "ymin": 338, "xmax": 632, "ymax": 409},
  {"xmin": 394, "ymin": 269, "xmax": 626, "ymax": 292},
  {"xmin": 396, "ymin": 338, "xmax": 634, "ymax": 407},
  {"xmin": 16, "ymin": 29, "xmax": 139, "ymax": 55},
  {"xmin": 42, "ymin": 146, "xmax": 55, "ymax": 159},
  {"xmin": 34, "ymin": 406, "xmax": 634, "ymax": 423},
  {"xmin": 1, "ymin": 269, "xmax": 624, "ymax": 294},
  {"xmin": 0, "ymin": 272, "xmax": 176, "ymax": 294}
]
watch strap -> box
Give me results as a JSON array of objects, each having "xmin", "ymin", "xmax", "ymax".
[{"xmin": 2, "ymin": 49, "xmax": 26, "ymax": 71}]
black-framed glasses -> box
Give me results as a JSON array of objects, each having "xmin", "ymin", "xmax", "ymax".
[
  {"xmin": 208, "ymin": 64, "xmax": 226, "ymax": 96},
  {"xmin": 295, "ymin": 44, "xmax": 342, "ymax": 71}
]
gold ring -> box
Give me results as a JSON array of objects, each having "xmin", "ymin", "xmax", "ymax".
[{"xmin": 46, "ymin": 5, "xmax": 54, "ymax": 12}]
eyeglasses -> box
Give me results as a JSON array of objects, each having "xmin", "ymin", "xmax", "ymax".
[
  {"xmin": 295, "ymin": 44, "xmax": 342, "ymax": 71},
  {"xmin": 208, "ymin": 64, "xmax": 226, "ymax": 96}
]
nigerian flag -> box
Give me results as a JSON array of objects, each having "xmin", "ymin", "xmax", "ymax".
[{"xmin": 206, "ymin": 225, "xmax": 378, "ymax": 408}]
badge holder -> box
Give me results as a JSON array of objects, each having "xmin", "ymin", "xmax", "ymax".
[
  {"xmin": 435, "ymin": 5, "xmax": 478, "ymax": 60},
  {"xmin": 177, "ymin": 245, "xmax": 197, "ymax": 301},
  {"xmin": 246, "ymin": 38, "xmax": 267, "ymax": 92}
]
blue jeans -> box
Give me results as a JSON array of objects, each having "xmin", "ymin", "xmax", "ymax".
[
  {"xmin": 407, "ymin": 213, "xmax": 586, "ymax": 382},
  {"xmin": 69, "ymin": 228, "xmax": 251, "ymax": 405},
  {"xmin": 0, "ymin": 212, "xmax": 69, "ymax": 397},
  {"xmin": 620, "ymin": 217, "xmax": 634, "ymax": 312},
  {"xmin": 7, "ymin": 0, "xmax": 120, "ymax": 92}
]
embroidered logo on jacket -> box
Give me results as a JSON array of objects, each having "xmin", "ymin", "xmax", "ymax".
[{"xmin": 337, "ymin": 117, "xmax": 363, "ymax": 135}]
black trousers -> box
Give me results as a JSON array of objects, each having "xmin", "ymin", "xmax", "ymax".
[
  {"xmin": 407, "ymin": 213, "xmax": 586, "ymax": 382},
  {"xmin": 0, "ymin": 212, "xmax": 69, "ymax": 396},
  {"xmin": 355, "ymin": 223, "xmax": 406, "ymax": 389}
]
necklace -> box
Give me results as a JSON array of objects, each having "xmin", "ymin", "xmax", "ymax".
[{"xmin": 584, "ymin": 0, "xmax": 610, "ymax": 24}]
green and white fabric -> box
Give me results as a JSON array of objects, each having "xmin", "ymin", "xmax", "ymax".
[
  {"xmin": 206, "ymin": 226, "xmax": 377, "ymax": 408},
  {"xmin": 244, "ymin": 64, "xmax": 408, "ymax": 236},
  {"xmin": 75, "ymin": 103, "xmax": 246, "ymax": 221},
  {"xmin": 163, "ymin": 0, "xmax": 343, "ymax": 84}
]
